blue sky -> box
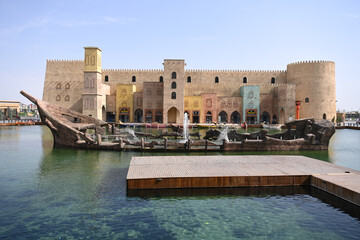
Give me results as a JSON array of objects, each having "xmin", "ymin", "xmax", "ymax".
[{"xmin": 0, "ymin": 0, "xmax": 359, "ymax": 111}]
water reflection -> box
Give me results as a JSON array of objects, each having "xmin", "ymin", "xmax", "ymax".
[
  {"xmin": 1, "ymin": 126, "xmax": 360, "ymax": 239},
  {"xmin": 328, "ymin": 129, "xmax": 360, "ymax": 170}
]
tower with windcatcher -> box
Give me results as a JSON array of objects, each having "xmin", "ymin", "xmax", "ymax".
[
  {"xmin": 82, "ymin": 47, "xmax": 109, "ymax": 120},
  {"xmin": 163, "ymin": 59, "xmax": 185, "ymax": 123}
]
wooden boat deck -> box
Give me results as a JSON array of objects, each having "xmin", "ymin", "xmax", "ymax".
[{"xmin": 127, "ymin": 155, "xmax": 360, "ymax": 206}]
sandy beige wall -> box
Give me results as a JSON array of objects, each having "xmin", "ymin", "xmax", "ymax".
[
  {"xmin": 43, "ymin": 60, "xmax": 84, "ymax": 112},
  {"xmin": 287, "ymin": 61, "xmax": 336, "ymax": 121},
  {"xmin": 184, "ymin": 70, "xmax": 287, "ymax": 97}
]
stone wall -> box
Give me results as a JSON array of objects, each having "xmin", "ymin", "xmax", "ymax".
[
  {"xmin": 43, "ymin": 60, "xmax": 84, "ymax": 112},
  {"xmin": 102, "ymin": 69, "xmax": 164, "ymax": 93},
  {"xmin": 287, "ymin": 61, "xmax": 336, "ymax": 121},
  {"xmin": 185, "ymin": 70, "xmax": 287, "ymax": 97},
  {"xmin": 143, "ymin": 82, "xmax": 164, "ymax": 123}
]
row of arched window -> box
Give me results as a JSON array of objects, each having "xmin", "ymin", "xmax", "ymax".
[
  {"xmin": 56, "ymin": 83, "xmax": 71, "ymax": 89},
  {"xmin": 103, "ymin": 74, "xmax": 277, "ymax": 84},
  {"xmin": 104, "ymin": 75, "xmax": 167, "ymax": 83},
  {"xmin": 56, "ymin": 95, "xmax": 70, "ymax": 101}
]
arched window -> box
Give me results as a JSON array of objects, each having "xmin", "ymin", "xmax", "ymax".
[
  {"xmin": 159, "ymin": 76, "xmax": 163, "ymax": 82},
  {"xmin": 243, "ymin": 77, "xmax": 247, "ymax": 84},
  {"xmin": 218, "ymin": 111, "xmax": 228, "ymax": 123},
  {"xmin": 65, "ymin": 83, "xmax": 70, "ymax": 89},
  {"xmin": 56, "ymin": 83, "xmax": 61, "ymax": 89},
  {"xmin": 187, "ymin": 76, "xmax": 191, "ymax": 83},
  {"xmin": 215, "ymin": 76, "xmax": 219, "ymax": 83},
  {"xmin": 184, "ymin": 111, "xmax": 190, "ymax": 119},
  {"xmin": 231, "ymin": 111, "xmax": 241, "ymax": 124},
  {"xmin": 323, "ymin": 113, "xmax": 327, "ymax": 120},
  {"xmin": 206, "ymin": 111, "xmax": 212, "ymax": 123},
  {"xmin": 171, "ymin": 81, "xmax": 177, "ymax": 89},
  {"xmin": 155, "ymin": 110, "xmax": 163, "ymax": 123},
  {"xmin": 105, "ymin": 75, "xmax": 109, "ymax": 82},
  {"xmin": 134, "ymin": 109, "xmax": 143, "ymax": 123},
  {"xmin": 65, "ymin": 95, "xmax": 70, "ymax": 101},
  {"xmin": 56, "ymin": 95, "xmax": 60, "ymax": 101},
  {"xmin": 261, "ymin": 111, "xmax": 270, "ymax": 123},
  {"xmin": 132, "ymin": 76, "xmax": 136, "ymax": 82},
  {"xmin": 172, "ymin": 72, "xmax": 177, "ymax": 79},
  {"xmin": 171, "ymin": 92, "xmax": 176, "ymax": 99},
  {"xmin": 145, "ymin": 110, "xmax": 152, "ymax": 123},
  {"xmin": 305, "ymin": 97, "xmax": 309, "ymax": 103},
  {"xmin": 272, "ymin": 114, "xmax": 277, "ymax": 124},
  {"xmin": 271, "ymin": 77, "xmax": 275, "ymax": 84}
]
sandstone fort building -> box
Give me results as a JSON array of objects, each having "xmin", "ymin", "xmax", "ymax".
[{"xmin": 42, "ymin": 47, "xmax": 336, "ymax": 124}]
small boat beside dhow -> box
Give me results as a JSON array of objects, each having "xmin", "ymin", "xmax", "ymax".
[
  {"xmin": 261, "ymin": 122, "xmax": 282, "ymax": 130},
  {"xmin": 196, "ymin": 123, "xmax": 218, "ymax": 128}
]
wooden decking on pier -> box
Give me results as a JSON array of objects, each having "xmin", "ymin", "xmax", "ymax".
[{"xmin": 127, "ymin": 155, "xmax": 360, "ymax": 206}]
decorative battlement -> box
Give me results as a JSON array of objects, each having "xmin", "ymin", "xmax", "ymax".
[
  {"xmin": 101, "ymin": 68, "xmax": 287, "ymax": 73},
  {"xmin": 185, "ymin": 69, "xmax": 287, "ymax": 73},
  {"xmin": 102, "ymin": 69, "xmax": 163, "ymax": 72},
  {"xmin": 47, "ymin": 59, "xmax": 83, "ymax": 63},
  {"xmin": 288, "ymin": 60, "xmax": 334, "ymax": 65}
]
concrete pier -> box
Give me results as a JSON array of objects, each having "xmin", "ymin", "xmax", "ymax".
[{"xmin": 127, "ymin": 155, "xmax": 360, "ymax": 206}]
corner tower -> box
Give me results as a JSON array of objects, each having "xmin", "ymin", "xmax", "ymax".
[
  {"xmin": 287, "ymin": 61, "xmax": 336, "ymax": 121},
  {"xmin": 82, "ymin": 47, "xmax": 105, "ymax": 119},
  {"xmin": 163, "ymin": 59, "xmax": 185, "ymax": 123}
]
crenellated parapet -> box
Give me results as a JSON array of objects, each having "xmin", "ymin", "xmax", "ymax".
[
  {"xmin": 287, "ymin": 60, "xmax": 334, "ymax": 65},
  {"xmin": 47, "ymin": 59, "xmax": 83, "ymax": 63},
  {"xmin": 102, "ymin": 69, "xmax": 163, "ymax": 72},
  {"xmin": 186, "ymin": 69, "xmax": 286, "ymax": 73}
]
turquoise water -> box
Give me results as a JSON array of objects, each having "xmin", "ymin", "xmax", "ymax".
[{"xmin": 0, "ymin": 126, "xmax": 359, "ymax": 239}]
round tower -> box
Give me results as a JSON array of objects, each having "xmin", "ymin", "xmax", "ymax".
[{"xmin": 287, "ymin": 61, "xmax": 336, "ymax": 122}]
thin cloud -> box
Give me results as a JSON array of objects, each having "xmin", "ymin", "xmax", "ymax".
[
  {"xmin": 0, "ymin": 15, "xmax": 137, "ymax": 36},
  {"xmin": 105, "ymin": 17, "xmax": 118, "ymax": 22},
  {"xmin": 59, "ymin": 20, "xmax": 103, "ymax": 27},
  {"xmin": 0, "ymin": 17, "xmax": 48, "ymax": 36},
  {"xmin": 342, "ymin": 13, "xmax": 359, "ymax": 19},
  {"xmin": 186, "ymin": 36, "xmax": 217, "ymax": 41},
  {"xmin": 59, "ymin": 16, "xmax": 137, "ymax": 27},
  {"xmin": 108, "ymin": 17, "xmax": 137, "ymax": 24}
]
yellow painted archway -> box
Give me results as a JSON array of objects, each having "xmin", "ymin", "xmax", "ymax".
[{"xmin": 167, "ymin": 107, "xmax": 179, "ymax": 123}]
